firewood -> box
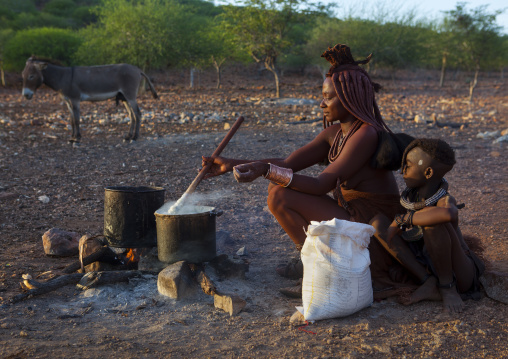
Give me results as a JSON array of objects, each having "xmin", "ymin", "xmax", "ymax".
[
  {"xmin": 4, "ymin": 270, "xmax": 154, "ymax": 306},
  {"xmin": 61, "ymin": 245, "xmax": 111, "ymax": 273}
]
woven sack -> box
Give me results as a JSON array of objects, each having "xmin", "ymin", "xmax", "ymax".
[{"xmin": 299, "ymin": 218, "xmax": 375, "ymax": 321}]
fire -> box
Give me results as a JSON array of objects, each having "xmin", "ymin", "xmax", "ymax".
[{"xmin": 124, "ymin": 248, "xmax": 140, "ymax": 264}]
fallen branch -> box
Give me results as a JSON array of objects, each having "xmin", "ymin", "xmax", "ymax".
[
  {"xmin": 61, "ymin": 245, "xmax": 112, "ymax": 273},
  {"xmin": 4, "ymin": 270, "xmax": 154, "ymax": 306}
]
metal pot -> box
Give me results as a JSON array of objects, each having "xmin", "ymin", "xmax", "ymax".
[
  {"xmin": 155, "ymin": 206, "xmax": 222, "ymax": 264},
  {"xmin": 104, "ymin": 186, "xmax": 165, "ymax": 248}
]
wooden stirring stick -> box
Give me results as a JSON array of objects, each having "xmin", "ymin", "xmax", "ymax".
[{"xmin": 184, "ymin": 115, "xmax": 245, "ymax": 195}]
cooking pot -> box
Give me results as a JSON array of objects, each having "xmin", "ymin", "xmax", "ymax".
[
  {"xmin": 104, "ymin": 186, "xmax": 165, "ymax": 248},
  {"xmin": 155, "ymin": 205, "xmax": 222, "ymax": 264}
]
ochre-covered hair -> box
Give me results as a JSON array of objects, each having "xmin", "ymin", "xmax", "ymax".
[{"xmin": 321, "ymin": 44, "xmax": 390, "ymax": 133}]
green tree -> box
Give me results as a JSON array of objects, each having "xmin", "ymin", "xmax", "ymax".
[
  {"xmin": 219, "ymin": 0, "xmax": 325, "ymax": 97},
  {"xmin": 444, "ymin": 2, "xmax": 505, "ymax": 101},
  {"xmin": 204, "ymin": 17, "xmax": 250, "ymax": 89},
  {"xmin": 3, "ymin": 27, "xmax": 82, "ymax": 71},
  {"xmin": 0, "ymin": 29, "xmax": 14, "ymax": 85},
  {"xmin": 75, "ymin": 0, "xmax": 187, "ymax": 70}
]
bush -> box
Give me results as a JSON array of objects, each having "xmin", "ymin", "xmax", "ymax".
[{"xmin": 4, "ymin": 27, "xmax": 82, "ymax": 71}]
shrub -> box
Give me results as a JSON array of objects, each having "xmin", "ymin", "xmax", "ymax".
[{"xmin": 4, "ymin": 27, "xmax": 82, "ymax": 71}]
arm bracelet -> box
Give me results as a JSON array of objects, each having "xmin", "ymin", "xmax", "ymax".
[{"xmin": 264, "ymin": 163, "xmax": 293, "ymax": 187}]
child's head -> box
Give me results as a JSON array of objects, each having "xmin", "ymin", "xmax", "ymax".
[{"xmin": 401, "ymin": 138, "xmax": 455, "ymax": 188}]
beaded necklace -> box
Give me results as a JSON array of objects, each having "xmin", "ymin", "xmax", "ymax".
[
  {"xmin": 400, "ymin": 178, "xmax": 449, "ymax": 211},
  {"xmin": 399, "ymin": 178, "xmax": 449, "ymax": 242},
  {"xmin": 328, "ymin": 119, "xmax": 362, "ymax": 163}
]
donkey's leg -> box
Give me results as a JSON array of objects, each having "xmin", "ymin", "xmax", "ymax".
[
  {"xmin": 131, "ymin": 102, "xmax": 142, "ymax": 140},
  {"xmin": 122, "ymin": 101, "xmax": 136, "ymax": 141},
  {"xmin": 64, "ymin": 99, "xmax": 81, "ymax": 143}
]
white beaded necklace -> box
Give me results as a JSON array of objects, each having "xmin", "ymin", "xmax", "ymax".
[{"xmin": 400, "ymin": 178, "xmax": 448, "ymax": 211}]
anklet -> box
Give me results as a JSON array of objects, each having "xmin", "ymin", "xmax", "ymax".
[{"xmin": 437, "ymin": 276, "xmax": 456, "ymax": 289}]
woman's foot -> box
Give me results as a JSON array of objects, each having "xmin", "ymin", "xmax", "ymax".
[
  {"xmin": 279, "ymin": 279, "xmax": 302, "ymax": 298},
  {"xmin": 276, "ymin": 257, "xmax": 303, "ymax": 280},
  {"xmin": 402, "ymin": 275, "xmax": 441, "ymax": 305}
]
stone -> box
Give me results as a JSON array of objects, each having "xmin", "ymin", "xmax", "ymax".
[
  {"xmin": 214, "ymin": 293, "xmax": 246, "ymax": 316},
  {"xmin": 236, "ymin": 246, "xmax": 247, "ymax": 256},
  {"xmin": 290, "ymin": 310, "xmax": 306, "ymax": 325},
  {"xmin": 157, "ymin": 261, "xmax": 197, "ymax": 300},
  {"xmin": 42, "ymin": 228, "xmax": 80, "ymax": 257},
  {"xmin": 78, "ymin": 235, "xmax": 116, "ymax": 272},
  {"xmin": 480, "ymin": 269, "xmax": 508, "ymax": 304}
]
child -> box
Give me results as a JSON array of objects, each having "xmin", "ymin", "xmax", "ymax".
[{"xmin": 370, "ymin": 138, "xmax": 484, "ymax": 313}]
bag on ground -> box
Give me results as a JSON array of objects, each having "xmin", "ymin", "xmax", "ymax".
[{"xmin": 298, "ymin": 218, "xmax": 375, "ymax": 321}]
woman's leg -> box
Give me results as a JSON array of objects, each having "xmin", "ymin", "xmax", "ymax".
[{"xmin": 267, "ymin": 184, "xmax": 350, "ymax": 247}]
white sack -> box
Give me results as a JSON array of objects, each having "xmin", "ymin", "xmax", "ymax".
[{"xmin": 299, "ymin": 218, "xmax": 375, "ymax": 321}]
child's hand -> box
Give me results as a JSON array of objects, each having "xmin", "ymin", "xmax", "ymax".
[{"xmin": 387, "ymin": 220, "xmax": 401, "ymax": 245}]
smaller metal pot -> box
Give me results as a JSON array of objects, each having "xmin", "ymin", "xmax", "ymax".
[
  {"xmin": 155, "ymin": 206, "xmax": 222, "ymax": 264},
  {"xmin": 104, "ymin": 186, "xmax": 165, "ymax": 248}
]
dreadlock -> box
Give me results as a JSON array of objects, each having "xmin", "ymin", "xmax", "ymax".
[
  {"xmin": 401, "ymin": 138, "xmax": 456, "ymax": 170},
  {"xmin": 320, "ymin": 44, "xmax": 389, "ymax": 133}
]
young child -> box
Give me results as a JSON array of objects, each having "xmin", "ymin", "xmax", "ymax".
[{"xmin": 370, "ymin": 138, "xmax": 484, "ymax": 313}]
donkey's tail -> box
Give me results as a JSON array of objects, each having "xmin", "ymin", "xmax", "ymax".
[{"xmin": 141, "ymin": 72, "xmax": 159, "ymax": 99}]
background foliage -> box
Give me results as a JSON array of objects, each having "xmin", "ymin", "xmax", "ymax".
[{"xmin": 0, "ymin": 0, "xmax": 506, "ymax": 93}]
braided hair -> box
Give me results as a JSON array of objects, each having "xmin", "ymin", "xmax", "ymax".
[{"xmin": 321, "ymin": 44, "xmax": 390, "ymax": 133}]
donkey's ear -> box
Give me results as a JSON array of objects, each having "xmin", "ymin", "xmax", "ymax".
[{"xmin": 34, "ymin": 62, "xmax": 47, "ymax": 71}]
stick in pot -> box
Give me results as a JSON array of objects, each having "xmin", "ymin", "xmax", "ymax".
[{"xmin": 168, "ymin": 116, "xmax": 245, "ymax": 213}]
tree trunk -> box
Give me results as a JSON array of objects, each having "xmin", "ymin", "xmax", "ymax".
[
  {"xmin": 0, "ymin": 61, "xmax": 5, "ymax": 87},
  {"xmin": 468, "ymin": 62, "xmax": 479, "ymax": 102},
  {"xmin": 439, "ymin": 53, "xmax": 447, "ymax": 88},
  {"xmin": 189, "ymin": 67, "xmax": 195, "ymax": 88},
  {"xmin": 264, "ymin": 55, "xmax": 280, "ymax": 98}
]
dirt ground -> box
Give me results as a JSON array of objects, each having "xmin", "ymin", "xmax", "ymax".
[{"xmin": 0, "ymin": 67, "xmax": 507, "ymax": 358}]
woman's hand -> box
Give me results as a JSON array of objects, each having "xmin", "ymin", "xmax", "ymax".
[
  {"xmin": 202, "ymin": 156, "xmax": 232, "ymax": 179},
  {"xmin": 232, "ymin": 162, "xmax": 270, "ymax": 183}
]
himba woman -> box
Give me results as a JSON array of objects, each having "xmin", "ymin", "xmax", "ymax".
[{"xmin": 202, "ymin": 43, "xmax": 412, "ymax": 297}]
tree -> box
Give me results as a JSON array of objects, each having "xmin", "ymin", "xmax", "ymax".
[
  {"xmin": 219, "ymin": 0, "xmax": 326, "ymax": 98},
  {"xmin": 204, "ymin": 17, "xmax": 250, "ymax": 89},
  {"xmin": 3, "ymin": 27, "xmax": 82, "ymax": 71},
  {"xmin": 75, "ymin": 0, "xmax": 187, "ymax": 71},
  {"xmin": 0, "ymin": 29, "xmax": 14, "ymax": 85},
  {"xmin": 444, "ymin": 3, "xmax": 505, "ymax": 101}
]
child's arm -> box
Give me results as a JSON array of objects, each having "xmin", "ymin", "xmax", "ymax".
[
  {"xmin": 387, "ymin": 195, "xmax": 458, "ymax": 244},
  {"xmin": 400, "ymin": 195, "xmax": 459, "ymax": 228}
]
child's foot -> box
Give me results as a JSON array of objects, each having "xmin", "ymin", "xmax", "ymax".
[
  {"xmin": 438, "ymin": 280, "xmax": 464, "ymax": 313},
  {"xmin": 403, "ymin": 275, "xmax": 441, "ymax": 305}
]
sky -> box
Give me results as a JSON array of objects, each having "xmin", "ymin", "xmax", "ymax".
[{"xmin": 320, "ymin": 0, "xmax": 507, "ymax": 33}]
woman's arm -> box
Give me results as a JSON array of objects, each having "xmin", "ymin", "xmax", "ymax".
[
  {"xmin": 286, "ymin": 124, "xmax": 379, "ymax": 196},
  {"xmin": 203, "ymin": 125, "xmax": 337, "ymax": 178}
]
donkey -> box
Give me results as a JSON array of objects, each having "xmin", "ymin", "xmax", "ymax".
[{"xmin": 22, "ymin": 57, "xmax": 158, "ymax": 143}]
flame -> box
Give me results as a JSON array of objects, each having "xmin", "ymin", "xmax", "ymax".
[{"xmin": 124, "ymin": 248, "xmax": 140, "ymax": 264}]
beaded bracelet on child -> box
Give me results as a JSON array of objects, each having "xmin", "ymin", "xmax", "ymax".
[
  {"xmin": 394, "ymin": 211, "xmax": 415, "ymax": 231},
  {"xmin": 264, "ymin": 163, "xmax": 293, "ymax": 187}
]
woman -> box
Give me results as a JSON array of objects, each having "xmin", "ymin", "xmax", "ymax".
[{"xmin": 203, "ymin": 44, "xmax": 410, "ymax": 297}]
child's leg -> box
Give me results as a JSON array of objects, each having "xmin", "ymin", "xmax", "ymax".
[
  {"xmin": 422, "ymin": 223, "xmax": 475, "ymax": 312},
  {"xmin": 370, "ymin": 214, "xmax": 440, "ymax": 304},
  {"xmin": 371, "ymin": 214, "xmax": 429, "ymax": 282}
]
